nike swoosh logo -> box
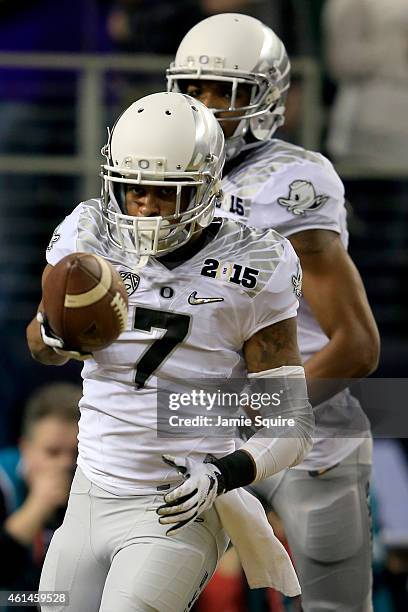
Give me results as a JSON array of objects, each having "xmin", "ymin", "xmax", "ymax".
[{"xmin": 188, "ymin": 291, "xmax": 224, "ymax": 305}]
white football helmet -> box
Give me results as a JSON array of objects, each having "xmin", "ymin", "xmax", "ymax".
[
  {"xmin": 167, "ymin": 13, "xmax": 290, "ymax": 159},
  {"xmin": 101, "ymin": 92, "xmax": 225, "ymax": 265}
]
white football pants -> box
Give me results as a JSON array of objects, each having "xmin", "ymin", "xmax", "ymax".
[
  {"xmin": 39, "ymin": 467, "xmax": 229, "ymax": 612},
  {"xmin": 252, "ymin": 437, "xmax": 373, "ymax": 612}
]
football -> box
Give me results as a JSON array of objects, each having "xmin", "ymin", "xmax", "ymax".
[{"xmin": 42, "ymin": 252, "xmax": 129, "ymax": 353}]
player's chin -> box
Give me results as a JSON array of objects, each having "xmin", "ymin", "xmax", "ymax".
[{"xmin": 218, "ymin": 120, "xmax": 239, "ymax": 138}]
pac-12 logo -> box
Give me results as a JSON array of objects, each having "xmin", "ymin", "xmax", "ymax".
[
  {"xmin": 119, "ymin": 271, "xmax": 140, "ymax": 296},
  {"xmin": 200, "ymin": 258, "xmax": 259, "ymax": 289}
]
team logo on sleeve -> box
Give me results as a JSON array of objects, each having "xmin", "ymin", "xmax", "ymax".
[
  {"xmin": 278, "ymin": 180, "xmax": 329, "ymax": 215},
  {"xmin": 46, "ymin": 224, "xmax": 61, "ymax": 251},
  {"xmin": 119, "ymin": 271, "xmax": 140, "ymax": 296},
  {"xmin": 292, "ymin": 262, "xmax": 303, "ymax": 298}
]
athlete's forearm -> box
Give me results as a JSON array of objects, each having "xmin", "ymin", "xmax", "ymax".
[
  {"xmin": 304, "ymin": 329, "xmax": 379, "ymax": 406},
  {"xmin": 26, "ymin": 316, "xmax": 68, "ymax": 366}
]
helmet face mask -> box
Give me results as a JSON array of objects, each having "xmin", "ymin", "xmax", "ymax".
[
  {"xmin": 167, "ymin": 13, "xmax": 290, "ymax": 159},
  {"xmin": 169, "ymin": 68, "xmax": 279, "ymax": 123},
  {"xmin": 100, "ymin": 93, "xmax": 225, "ymax": 265}
]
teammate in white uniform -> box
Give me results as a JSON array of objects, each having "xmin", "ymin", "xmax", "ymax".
[
  {"xmin": 168, "ymin": 14, "xmax": 381, "ymax": 612},
  {"xmin": 26, "ymin": 92, "xmax": 313, "ymax": 612}
]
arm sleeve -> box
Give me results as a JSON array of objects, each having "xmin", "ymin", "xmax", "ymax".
[
  {"xmin": 209, "ymin": 367, "xmax": 314, "ymax": 487},
  {"xmin": 239, "ymin": 366, "xmax": 314, "ymax": 481}
]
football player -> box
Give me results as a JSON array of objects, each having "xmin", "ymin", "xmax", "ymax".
[
  {"xmin": 26, "ymin": 92, "xmax": 313, "ymax": 612},
  {"xmin": 168, "ymin": 14, "xmax": 380, "ymax": 612}
]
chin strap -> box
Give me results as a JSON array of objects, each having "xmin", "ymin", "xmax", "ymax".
[{"xmin": 132, "ymin": 255, "xmax": 150, "ymax": 269}]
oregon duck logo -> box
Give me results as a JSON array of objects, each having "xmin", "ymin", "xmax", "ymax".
[{"xmin": 278, "ymin": 180, "xmax": 329, "ymax": 215}]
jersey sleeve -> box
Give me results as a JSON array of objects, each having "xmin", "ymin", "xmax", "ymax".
[
  {"xmin": 242, "ymin": 235, "xmax": 301, "ymax": 342},
  {"xmin": 248, "ymin": 155, "xmax": 346, "ymax": 237},
  {"xmin": 45, "ymin": 203, "xmax": 85, "ymax": 266}
]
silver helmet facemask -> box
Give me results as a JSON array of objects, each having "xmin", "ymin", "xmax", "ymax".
[
  {"xmin": 167, "ymin": 13, "xmax": 290, "ymax": 159},
  {"xmin": 100, "ymin": 93, "xmax": 225, "ymax": 267}
]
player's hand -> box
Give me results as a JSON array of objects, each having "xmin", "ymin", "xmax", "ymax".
[
  {"xmin": 157, "ymin": 455, "xmax": 226, "ymax": 536},
  {"xmin": 36, "ymin": 312, "xmax": 92, "ymax": 361}
]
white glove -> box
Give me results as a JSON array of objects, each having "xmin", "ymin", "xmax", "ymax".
[
  {"xmin": 37, "ymin": 312, "xmax": 92, "ymax": 361},
  {"xmin": 157, "ymin": 455, "xmax": 226, "ymax": 536}
]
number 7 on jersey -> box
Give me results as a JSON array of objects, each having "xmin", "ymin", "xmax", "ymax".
[{"xmin": 133, "ymin": 307, "xmax": 191, "ymax": 389}]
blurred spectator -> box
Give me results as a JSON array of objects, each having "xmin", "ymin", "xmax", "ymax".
[
  {"xmin": 323, "ymin": 0, "xmax": 408, "ymax": 171},
  {"xmin": 0, "ymin": 383, "xmax": 80, "ymax": 608}
]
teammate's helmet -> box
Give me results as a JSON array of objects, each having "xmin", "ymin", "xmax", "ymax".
[
  {"xmin": 167, "ymin": 13, "xmax": 290, "ymax": 159},
  {"xmin": 101, "ymin": 92, "xmax": 224, "ymax": 264}
]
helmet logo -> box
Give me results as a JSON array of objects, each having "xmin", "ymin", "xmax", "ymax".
[
  {"xmin": 278, "ymin": 180, "xmax": 329, "ymax": 215},
  {"xmin": 123, "ymin": 155, "xmax": 151, "ymax": 170},
  {"xmin": 122, "ymin": 157, "xmax": 151, "ymax": 170},
  {"xmin": 184, "ymin": 55, "xmax": 225, "ymax": 69}
]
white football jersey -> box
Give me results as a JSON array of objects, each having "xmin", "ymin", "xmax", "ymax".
[
  {"xmin": 218, "ymin": 139, "xmax": 370, "ymax": 469},
  {"xmin": 46, "ymin": 199, "xmax": 300, "ymax": 494}
]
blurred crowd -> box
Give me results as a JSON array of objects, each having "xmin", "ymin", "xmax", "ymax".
[
  {"xmin": 0, "ymin": 1, "xmax": 407, "ymax": 610},
  {"xmin": 0, "ymin": 383, "xmax": 80, "ymax": 611}
]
